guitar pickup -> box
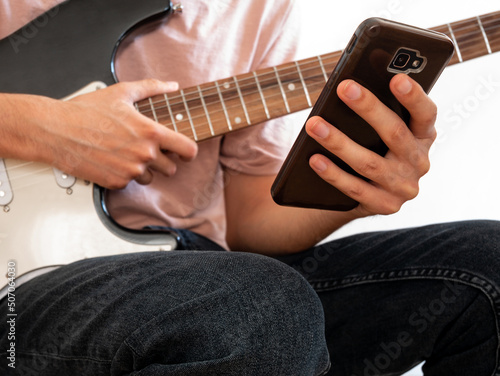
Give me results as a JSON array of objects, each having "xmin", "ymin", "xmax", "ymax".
[
  {"xmin": 0, "ymin": 159, "xmax": 13, "ymax": 206},
  {"xmin": 53, "ymin": 168, "xmax": 77, "ymax": 189}
]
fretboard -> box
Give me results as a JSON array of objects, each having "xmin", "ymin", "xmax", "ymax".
[{"xmin": 135, "ymin": 10, "xmax": 500, "ymax": 142}]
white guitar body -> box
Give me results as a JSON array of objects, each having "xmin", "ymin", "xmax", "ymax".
[
  {"xmin": 0, "ymin": 83, "xmax": 178, "ymax": 277},
  {"xmin": 0, "ymin": 0, "xmax": 183, "ymax": 281}
]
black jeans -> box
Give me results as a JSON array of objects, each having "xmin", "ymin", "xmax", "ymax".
[
  {"xmin": 276, "ymin": 219, "xmax": 500, "ymax": 375},
  {"xmin": 1, "ymin": 220, "xmax": 499, "ymax": 375}
]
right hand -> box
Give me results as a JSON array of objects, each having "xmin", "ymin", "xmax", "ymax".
[{"xmin": 33, "ymin": 79, "xmax": 198, "ymax": 189}]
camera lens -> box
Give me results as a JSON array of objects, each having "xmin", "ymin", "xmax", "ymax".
[{"xmin": 394, "ymin": 53, "xmax": 410, "ymax": 68}]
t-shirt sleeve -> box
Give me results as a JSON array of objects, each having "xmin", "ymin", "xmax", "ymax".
[{"xmin": 219, "ymin": 0, "xmax": 307, "ymax": 176}]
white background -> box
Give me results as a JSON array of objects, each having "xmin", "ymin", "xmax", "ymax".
[
  {"xmin": 297, "ymin": 2, "xmax": 500, "ymax": 375},
  {"xmin": 296, "ymin": 1, "xmax": 500, "ymax": 241}
]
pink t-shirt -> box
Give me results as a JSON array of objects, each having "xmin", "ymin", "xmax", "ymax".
[{"xmin": 0, "ymin": 0, "xmax": 303, "ymax": 250}]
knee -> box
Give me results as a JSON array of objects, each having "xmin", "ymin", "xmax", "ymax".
[
  {"xmin": 430, "ymin": 220, "xmax": 500, "ymax": 266},
  {"xmin": 114, "ymin": 252, "xmax": 330, "ymax": 375},
  {"xmin": 221, "ymin": 252, "xmax": 331, "ymax": 375}
]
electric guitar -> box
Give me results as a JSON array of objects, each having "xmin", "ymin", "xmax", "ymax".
[{"xmin": 1, "ymin": 0, "xmax": 499, "ymax": 277}]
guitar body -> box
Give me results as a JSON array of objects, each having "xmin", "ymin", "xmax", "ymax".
[
  {"xmin": 0, "ymin": 0, "xmax": 173, "ymax": 97},
  {"xmin": 0, "ymin": 0, "xmax": 180, "ymax": 277},
  {"xmin": 1, "ymin": 159, "xmax": 178, "ymax": 276}
]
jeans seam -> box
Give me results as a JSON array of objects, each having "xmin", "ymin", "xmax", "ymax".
[
  {"xmin": 308, "ymin": 267, "xmax": 500, "ymax": 376},
  {"xmin": 9, "ymin": 351, "xmax": 112, "ymax": 364},
  {"xmin": 316, "ymin": 359, "xmax": 332, "ymax": 376}
]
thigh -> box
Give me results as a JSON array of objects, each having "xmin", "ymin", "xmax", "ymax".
[
  {"xmin": 0, "ymin": 251, "xmax": 329, "ymax": 376},
  {"xmin": 276, "ymin": 220, "xmax": 500, "ymax": 376}
]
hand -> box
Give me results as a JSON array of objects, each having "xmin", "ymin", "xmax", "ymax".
[
  {"xmin": 35, "ymin": 79, "xmax": 198, "ymax": 189},
  {"xmin": 305, "ymin": 74, "xmax": 437, "ymax": 217}
]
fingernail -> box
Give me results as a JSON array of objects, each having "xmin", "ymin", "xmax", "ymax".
[
  {"xmin": 343, "ymin": 81, "xmax": 362, "ymax": 100},
  {"xmin": 396, "ymin": 75, "xmax": 412, "ymax": 94},
  {"xmin": 310, "ymin": 119, "xmax": 330, "ymax": 139},
  {"xmin": 311, "ymin": 156, "xmax": 328, "ymax": 172},
  {"xmin": 166, "ymin": 81, "xmax": 179, "ymax": 91}
]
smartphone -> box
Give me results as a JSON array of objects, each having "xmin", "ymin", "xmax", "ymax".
[{"xmin": 271, "ymin": 17, "xmax": 455, "ymax": 211}]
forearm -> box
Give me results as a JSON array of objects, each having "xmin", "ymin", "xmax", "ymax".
[
  {"xmin": 0, "ymin": 80, "xmax": 198, "ymax": 189},
  {"xmin": 225, "ymin": 174, "xmax": 362, "ymax": 255},
  {"xmin": 0, "ymin": 93, "xmax": 56, "ymax": 162}
]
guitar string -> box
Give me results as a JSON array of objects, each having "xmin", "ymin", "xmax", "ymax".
[
  {"xmin": 139, "ymin": 27, "xmax": 500, "ymax": 138},
  {"xmin": 137, "ymin": 60, "xmax": 339, "ymax": 128},
  {"xmin": 140, "ymin": 68, "xmax": 333, "ymax": 136},
  {"xmin": 5, "ymin": 163, "xmax": 54, "ymax": 182},
  {"xmin": 441, "ymin": 19, "xmax": 500, "ymax": 48},
  {"xmin": 5, "ymin": 59, "xmax": 339, "ymax": 176},
  {"xmin": 5, "ymin": 14, "xmax": 500, "ymax": 174},
  {"xmin": 137, "ymin": 11, "xmax": 500, "ymax": 112},
  {"xmin": 139, "ymin": 14, "xmax": 500, "ymax": 116},
  {"xmin": 139, "ymin": 62, "xmax": 334, "ymax": 118},
  {"xmin": 138, "ymin": 52, "xmax": 341, "ymax": 109},
  {"xmin": 155, "ymin": 72, "xmax": 330, "ymax": 138},
  {"xmin": 136, "ymin": 23, "xmax": 498, "ymax": 136}
]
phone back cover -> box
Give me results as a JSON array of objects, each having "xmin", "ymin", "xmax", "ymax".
[{"xmin": 271, "ymin": 18, "xmax": 455, "ymax": 211}]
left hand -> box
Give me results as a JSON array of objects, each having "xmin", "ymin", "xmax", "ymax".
[{"xmin": 305, "ymin": 73, "xmax": 437, "ymax": 217}]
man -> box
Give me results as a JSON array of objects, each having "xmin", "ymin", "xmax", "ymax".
[{"xmin": 1, "ymin": 0, "xmax": 499, "ymax": 375}]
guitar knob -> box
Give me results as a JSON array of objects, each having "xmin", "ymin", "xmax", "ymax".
[{"xmin": 172, "ymin": 3, "xmax": 183, "ymax": 14}]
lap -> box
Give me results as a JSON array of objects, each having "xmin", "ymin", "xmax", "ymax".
[
  {"xmin": 0, "ymin": 251, "xmax": 329, "ymax": 375},
  {"xmin": 276, "ymin": 219, "xmax": 500, "ymax": 376}
]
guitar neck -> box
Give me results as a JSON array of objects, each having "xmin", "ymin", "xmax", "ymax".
[{"xmin": 135, "ymin": 11, "xmax": 500, "ymax": 142}]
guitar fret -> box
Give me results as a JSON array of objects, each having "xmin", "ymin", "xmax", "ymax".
[
  {"xmin": 135, "ymin": 11, "xmax": 500, "ymax": 144},
  {"xmin": 215, "ymin": 81, "xmax": 232, "ymax": 131},
  {"xmin": 295, "ymin": 61, "xmax": 312, "ymax": 107},
  {"xmin": 164, "ymin": 93, "xmax": 178, "ymax": 133},
  {"xmin": 447, "ymin": 23, "xmax": 463, "ymax": 63},
  {"xmin": 234, "ymin": 77, "xmax": 251, "ymax": 125},
  {"xmin": 197, "ymin": 85, "xmax": 215, "ymax": 136},
  {"xmin": 477, "ymin": 16, "xmax": 492, "ymax": 54},
  {"xmin": 253, "ymin": 71, "xmax": 270, "ymax": 119},
  {"xmin": 317, "ymin": 56, "xmax": 329, "ymax": 82},
  {"xmin": 148, "ymin": 98, "xmax": 158, "ymax": 123},
  {"xmin": 482, "ymin": 12, "xmax": 500, "ymax": 53},
  {"xmin": 180, "ymin": 89, "xmax": 197, "ymax": 141},
  {"xmin": 273, "ymin": 66, "xmax": 290, "ymax": 114}
]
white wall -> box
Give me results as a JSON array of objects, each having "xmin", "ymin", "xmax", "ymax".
[
  {"xmin": 297, "ymin": 0, "xmax": 500, "ymax": 240},
  {"xmin": 296, "ymin": 3, "xmax": 499, "ymax": 374}
]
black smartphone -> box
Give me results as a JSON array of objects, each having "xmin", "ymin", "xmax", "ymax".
[{"xmin": 271, "ymin": 17, "xmax": 455, "ymax": 211}]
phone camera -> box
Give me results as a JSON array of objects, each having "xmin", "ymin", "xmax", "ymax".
[
  {"xmin": 394, "ymin": 53, "xmax": 410, "ymax": 68},
  {"xmin": 387, "ymin": 48, "xmax": 426, "ymax": 74}
]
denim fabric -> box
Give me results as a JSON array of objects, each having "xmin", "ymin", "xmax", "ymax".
[
  {"xmin": 1, "ymin": 220, "xmax": 499, "ymax": 375},
  {"xmin": 276, "ymin": 220, "xmax": 500, "ymax": 376},
  {"xmin": 0, "ymin": 243, "xmax": 330, "ymax": 375}
]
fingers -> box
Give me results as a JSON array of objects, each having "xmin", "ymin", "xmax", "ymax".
[
  {"xmin": 112, "ymin": 79, "xmax": 198, "ymax": 185},
  {"xmin": 305, "ymin": 75, "xmax": 438, "ymax": 215},
  {"xmin": 389, "ymin": 74, "xmax": 438, "ymax": 144},
  {"xmin": 308, "ymin": 153, "xmax": 408, "ymax": 215},
  {"xmin": 114, "ymin": 79, "xmax": 180, "ymax": 104},
  {"xmin": 60, "ymin": 79, "xmax": 198, "ymax": 189},
  {"xmin": 307, "ymin": 116, "xmax": 388, "ymax": 183}
]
